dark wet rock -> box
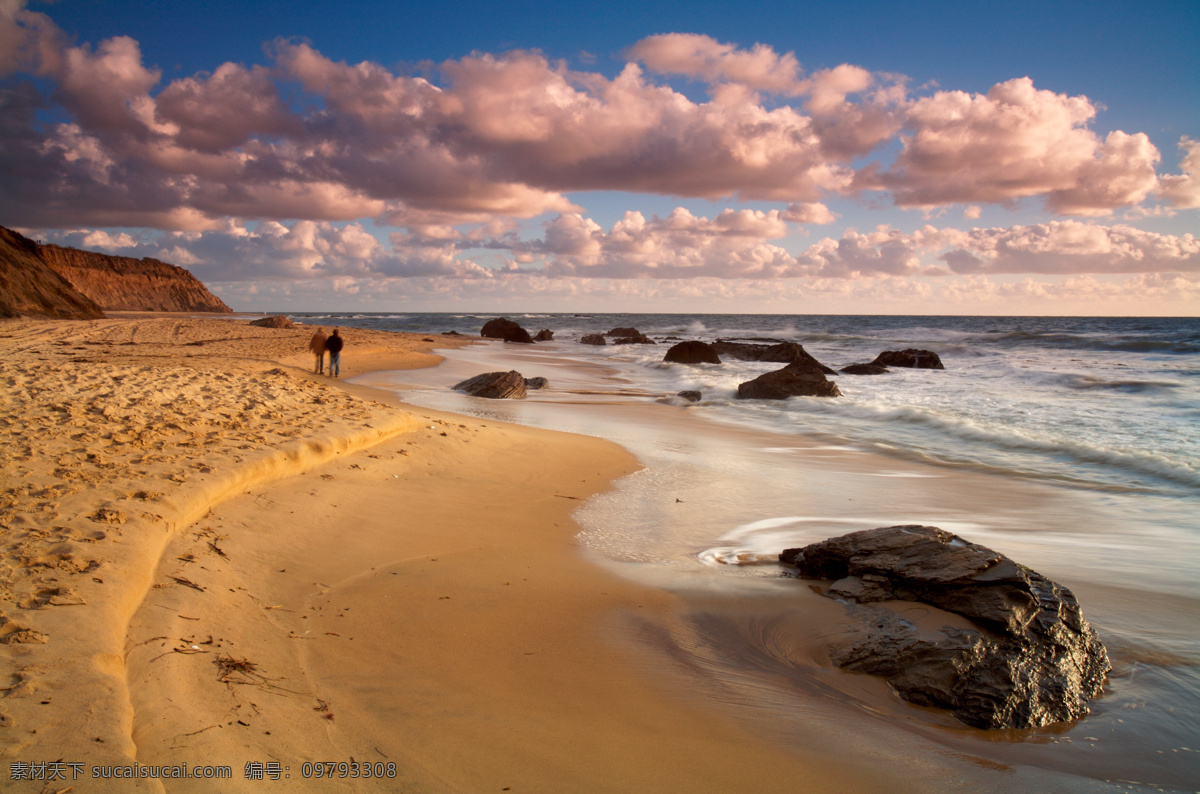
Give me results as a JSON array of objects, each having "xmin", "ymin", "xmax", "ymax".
[
  {"xmin": 758, "ymin": 342, "xmax": 837, "ymax": 374},
  {"xmin": 443, "ymin": 330, "xmax": 462, "ymax": 335},
  {"xmin": 606, "ymin": 326, "xmax": 642, "ymax": 337},
  {"xmin": 711, "ymin": 341, "xmax": 766, "ymax": 361},
  {"xmin": 533, "ymin": 328, "xmax": 554, "ymax": 341},
  {"xmin": 840, "ymin": 363, "xmax": 890, "ymax": 375},
  {"xmin": 580, "ymin": 334, "xmax": 607, "ymax": 345},
  {"xmin": 612, "ymin": 334, "xmax": 655, "ymax": 345},
  {"xmin": 677, "ymin": 390, "xmax": 702, "ymax": 402},
  {"xmin": 736, "ymin": 361, "xmax": 842, "ymax": 399},
  {"xmin": 870, "ymin": 349, "xmax": 944, "ymax": 369},
  {"xmin": 711, "ymin": 340, "xmax": 836, "ymax": 374},
  {"xmin": 480, "ymin": 317, "xmax": 534, "ymax": 344},
  {"xmin": 524, "ymin": 376, "xmax": 549, "ymax": 390},
  {"xmin": 249, "ymin": 315, "xmax": 295, "ymax": 329},
  {"xmin": 664, "ymin": 340, "xmax": 721, "ymax": 364},
  {"xmin": 452, "ymin": 371, "xmax": 527, "ymax": 399},
  {"xmin": 780, "ymin": 525, "xmax": 1110, "ymax": 729}
]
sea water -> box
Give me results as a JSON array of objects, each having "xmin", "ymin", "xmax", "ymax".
[{"xmin": 320, "ymin": 313, "xmax": 1199, "ymax": 790}]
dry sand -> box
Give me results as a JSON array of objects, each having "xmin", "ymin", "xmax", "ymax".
[{"xmin": 0, "ymin": 315, "xmax": 874, "ymax": 791}]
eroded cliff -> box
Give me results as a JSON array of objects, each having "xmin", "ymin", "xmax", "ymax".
[
  {"xmin": 0, "ymin": 225, "xmax": 231, "ymax": 317},
  {"xmin": 39, "ymin": 244, "xmax": 231, "ymax": 313},
  {"xmin": 0, "ymin": 227, "xmax": 105, "ymax": 319}
]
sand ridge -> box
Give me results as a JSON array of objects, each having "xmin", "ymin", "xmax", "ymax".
[{"xmin": 0, "ymin": 316, "xmax": 468, "ymax": 780}]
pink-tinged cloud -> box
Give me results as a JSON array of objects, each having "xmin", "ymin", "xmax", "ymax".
[
  {"xmin": 1159, "ymin": 137, "xmax": 1200, "ymax": 209},
  {"xmin": 0, "ymin": 6, "xmax": 1193, "ymax": 235},
  {"xmin": 154, "ymin": 63, "xmax": 300, "ymax": 152},
  {"xmin": 202, "ymin": 269, "xmax": 1200, "ymax": 317},
  {"xmin": 34, "ymin": 215, "xmax": 1195, "ymax": 284},
  {"xmin": 938, "ymin": 220, "xmax": 1200, "ymax": 275},
  {"xmin": 628, "ymin": 33, "xmax": 804, "ymax": 95},
  {"xmin": 868, "ymin": 78, "xmax": 1161, "ymax": 215}
]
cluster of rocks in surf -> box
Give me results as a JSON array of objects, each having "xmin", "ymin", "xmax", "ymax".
[
  {"xmin": 659, "ymin": 337, "xmax": 944, "ymax": 401},
  {"xmin": 780, "ymin": 525, "xmax": 1111, "ymax": 730},
  {"xmin": 459, "ymin": 317, "xmax": 946, "ymax": 401}
]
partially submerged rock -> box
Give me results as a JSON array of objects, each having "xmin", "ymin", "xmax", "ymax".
[
  {"xmin": 840, "ymin": 363, "xmax": 889, "ymax": 375},
  {"xmin": 612, "ymin": 334, "xmax": 655, "ymax": 345},
  {"xmin": 736, "ymin": 361, "xmax": 841, "ymax": 399},
  {"xmin": 870, "ymin": 349, "xmax": 944, "ymax": 369},
  {"xmin": 677, "ymin": 390, "xmax": 702, "ymax": 402},
  {"xmin": 579, "ymin": 334, "xmax": 606, "ymax": 345},
  {"xmin": 664, "ymin": 341, "xmax": 721, "ymax": 364},
  {"xmin": 480, "ymin": 317, "xmax": 534, "ymax": 344},
  {"xmin": 606, "ymin": 326, "xmax": 642, "ymax": 337},
  {"xmin": 758, "ymin": 342, "xmax": 837, "ymax": 374},
  {"xmin": 524, "ymin": 376, "xmax": 549, "ymax": 390},
  {"xmin": 780, "ymin": 525, "xmax": 1110, "ymax": 729},
  {"xmin": 711, "ymin": 340, "xmax": 836, "ymax": 374},
  {"xmin": 533, "ymin": 329, "xmax": 554, "ymax": 342},
  {"xmin": 249, "ymin": 315, "xmax": 295, "ymax": 329},
  {"xmin": 452, "ymin": 371, "xmax": 527, "ymax": 399}
]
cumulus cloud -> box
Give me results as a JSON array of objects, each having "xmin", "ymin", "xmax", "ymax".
[
  {"xmin": 869, "ymin": 78, "xmax": 1161, "ymax": 215},
  {"xmin": 1, "ymin": 2, "xmax": 1194, "ymax": 262},
  {"xmin": 937, "ymin": 220, "xmax": 1199, "ymax": 274},
  {"xmin": 31, "ymin": 214, "xmax": 1196, "ymax": 286},
  {"xmin": 628, "ymin": 33, "xmax": 804, "ymax": 95},
  {"xmin": 1159, "ymin": 137, "xmax": 1200, "ymax": 209}
]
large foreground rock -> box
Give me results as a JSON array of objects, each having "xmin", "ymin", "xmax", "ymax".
[
  {"xmin": 870, "ymin": 349, "xmax": 944, "ymax": 369},
  {"xmin": 780, "ymin": 525, "xmax": 1110, "ymax": 729},
  {"xmin": 664, "ymin": 340, "xmax": 721, "ymax": 364},
  {"xmin": 736, "ymin": 361, "xmax": 841, "ymax": 399},
  {"xmin": 452, "ymin": 371, "xmax": 527, "ymax": 399},
  {"xmin": 480, "ymin": 317, "xmax": 534, "ymax": 344}
]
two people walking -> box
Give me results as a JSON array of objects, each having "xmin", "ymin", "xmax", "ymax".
[{"xmin": 308, "ymin": 328, "xmax": 344, "ymax": 377}]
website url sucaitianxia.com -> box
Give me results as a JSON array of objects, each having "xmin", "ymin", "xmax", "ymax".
[{"xmin": 10, "ymin": 761, "xmax": 233, "ymax": 781}]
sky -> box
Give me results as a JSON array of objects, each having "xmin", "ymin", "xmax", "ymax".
[{"xmin": 1, "ymin": 0, "xmax": 1198, "ymax": 315}]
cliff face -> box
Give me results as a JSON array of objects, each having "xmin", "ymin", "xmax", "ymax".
[
  {"xmin": 0, "ymin": 224, "xmax": 232, "ymax": 318},
  {"xmin": 0, "ymin": 227, "xmax": 105, "ymax": 319},
  {"xmin": 39, "ymin": 244, "xmax": 232, "ymax": 313}
]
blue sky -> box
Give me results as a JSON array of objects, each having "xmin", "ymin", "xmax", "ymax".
[{"xmin": 2, "ymin": 0, "xmax": 1198, "ymax": 313}]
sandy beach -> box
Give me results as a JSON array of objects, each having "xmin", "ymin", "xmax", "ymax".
[{"xmin": 0, "ymin": 316, "xmax": 893, "ymax": 792}]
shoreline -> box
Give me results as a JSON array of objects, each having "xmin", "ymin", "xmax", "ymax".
[
  {"xmin": 3, "ymin": 315, "xmax": 1195, "ymax": 791},
  {"xmin": 0, "ymin": 317, "xmax": 881, "ymax": 791}
]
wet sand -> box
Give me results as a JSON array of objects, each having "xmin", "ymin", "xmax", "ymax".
[{"xmin": 1, "ymin": 316, "xmax": 884, "ymax": 791}]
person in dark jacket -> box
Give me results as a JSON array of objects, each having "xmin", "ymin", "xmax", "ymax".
[{"xmin": 325, "ymin": 328, "xmax": 344, "ymax": 378}]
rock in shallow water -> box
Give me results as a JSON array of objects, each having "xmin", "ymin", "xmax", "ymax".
[
  {"xmin": 780, "ymin": 525, "xmax": 1110, "ymax": 729},
  {"xmin": 869, "ymin": 348, "xmax": 944, "ymax": 369},
  {"xmin": 452, "ymin": 371, "xmax": 527, "ymax": 399},
  {"xmin": 664, "ymin": 340, "xmax": 721, "ymax": 364},
  {"xmin": 736, "ymin": 361, "xmax": 841, "ymax": 399},
  {"xmin": 480, "ymin": 317, "xmax": 534, "ymax": 344}
]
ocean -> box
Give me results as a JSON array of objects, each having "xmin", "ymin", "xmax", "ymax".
[{"xmin": 300, "ymin": 312, "xmax": 1199, "ymax": 790}]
